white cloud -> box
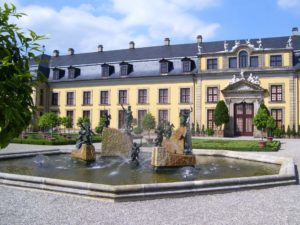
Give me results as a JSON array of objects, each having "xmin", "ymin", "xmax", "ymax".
[
  {"xmin": 278, "ymin": 0, "xmax": 300, "ymax": 9},
  {"xmin": 0, "ymin": 0, "xmax": 221, "ymax": 54}
]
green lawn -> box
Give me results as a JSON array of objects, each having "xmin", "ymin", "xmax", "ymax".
[
  {"xmin": 11, "ymin": 133, "xmax": 101, "ymax": 145},
  {"xmin": 192, "ymin": 139, "xmax": 281, "ymax": 151}
]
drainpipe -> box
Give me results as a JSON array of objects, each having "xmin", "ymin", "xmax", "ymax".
[{"xmin": 193, "ymin": 74, "xmax": 196, "ymax": 125}]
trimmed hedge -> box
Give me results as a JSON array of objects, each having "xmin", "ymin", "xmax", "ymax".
[
  {"xmin": 11, "ymin": 133, "xmax": 101, "ymax": 145},
  {"xmin": 192, "ymin": 139, "xmax": 281, "ymax": 152}
]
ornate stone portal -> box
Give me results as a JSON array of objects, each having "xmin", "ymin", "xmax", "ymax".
[{"xmin": 222, "ymin": 72, "xmax": 265, "ymax": 137}]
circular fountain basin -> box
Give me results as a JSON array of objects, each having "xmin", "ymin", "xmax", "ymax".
[{"xmin": 0, "ymin": 149, "xmax": 296, "ymax": 202}]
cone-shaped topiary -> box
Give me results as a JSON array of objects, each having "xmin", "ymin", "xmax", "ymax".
[{"xmin": 214, "ymin": 100, "xmax": 229, "ymax": 130}]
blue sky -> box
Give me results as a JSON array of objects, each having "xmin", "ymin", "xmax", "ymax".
[{"xmin": 1, "ymin": 0, "xmax": 300, "ymax": 54}]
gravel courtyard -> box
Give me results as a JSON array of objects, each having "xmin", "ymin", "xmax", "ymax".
[{"xmin": 0, "ymin": 139, "xmax": 299, "ymax": 225}]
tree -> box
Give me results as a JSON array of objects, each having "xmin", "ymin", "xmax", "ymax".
[
  {"xmin": 60, "ymin": 116, "xmax": 72, "ymax": 133},
  {"xmin": 38, "ymin": 112, "xmax": 60, "ymax": 137},
  {"xmin": 0, "ymin": 3, "xmax": 44, "ymax": 148},
  {"xmin": 253, "ymin": 104, "xmax": 270, "ymax": 140},
  {"xmin": 95, "ymin": 116, "xmax": 106, "ymax": 134},
  {"xmin": 266, "ymin": 116, "xmax": 276, "ymax": 137},
  {"xmin": 142, "ymin": 113, "xmax": 156, "ymax": 139},
  {"xmin": 196, "ymin": 123, "xmax": 200, "ymax": 136},
  {"xmin": 286, "ymin": 125, "xmax": 292, "ymax": 138},
  {"xmin": 77, "ymin": 117, "xmax": 90, "ymax": 127},
  {"xmin": 214, "ymin": 100, "xmax": 229, "ymax": 130},
  {"xmin": 191, "ymin": 123, "xmax": 195, "ymax": 136}
]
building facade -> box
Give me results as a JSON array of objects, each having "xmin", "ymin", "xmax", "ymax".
[{"xmin": 30, "ymin": 28, "xmax": 300, "ymax": 136}]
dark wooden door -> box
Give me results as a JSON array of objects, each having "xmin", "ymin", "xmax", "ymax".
[{"xmin": 234, "ymin": 103, "xmax": 254, "ymax": 136}]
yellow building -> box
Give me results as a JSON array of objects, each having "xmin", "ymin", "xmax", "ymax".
[{"xmin": 31, "ymin": 28, "xmax": 300, "ymax": 136}]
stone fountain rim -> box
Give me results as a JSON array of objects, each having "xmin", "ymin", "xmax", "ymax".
[{"xmin": 0, "ymin": 149, "xmax": 296, "ymax": 202}]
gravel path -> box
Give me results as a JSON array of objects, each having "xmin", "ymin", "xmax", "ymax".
[{"xmin": 0, "ymin": 139, "xmax": 300, "ymax": 225}]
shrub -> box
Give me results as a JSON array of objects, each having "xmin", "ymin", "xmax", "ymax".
[
  {"xmin": 292, "ymin": 124, "xmax": 296, "ymax": 137},
  {"xmin": 133, "ymin": 127, "xmax": 143, "ymax": 135},
  {"xmin": 266, "ymin": 116, "xmax": 276, "ymax": 137},
  {"xmin": 214, "ymin": 100, "xmax": 229, "ymax": 130},
  {"xmin": 201, "ymin": 124, "xmax": 205, "ymax": 136},
  {"xmin": 273, "ymin": 128, "xmax": 283, "ymax": 138},
  {"xmin": 196, "ymin": 123, "xmax": 200, "ymax": 136},
  {"xmin": 253, "ymin": 104, "xmax": 270, "ymax": 140},
  {"xmin": 191, "ymin": 123, "xmax": 195, "ymax": 136},
  {"xmin": 287, "ymin": 125, "xmax": 292, "ymax": 138},
  {"xmin": 142, "ymin": 113, "xmax": 156, "ymax": 139},
  {"xmin": 77, "ymin": 117, "xmax": 90, "ymax": 127},
  {"xmin": 206, "ymin": 128, "xmax": 214, "ymax": 136},
  {"xmin": 38, "ymin": 112, "xmax": 60, "ymax": 136},
  {"xmin": 95, "ymin": 116, "xmax": 106, "ymax": 134}
]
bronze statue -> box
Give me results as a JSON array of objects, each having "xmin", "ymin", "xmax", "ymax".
[
  {"xmin": 121, "ymin": 104, "xmax": 133, "ymax": 134},
  {"xmin": 164, "ymin": 121, "xmax": 174, "ymax": 139},
  {"xmin": 182, "ymin": 107, "xmax": 193, "ymax": 155},
  {"xmin": 76, "ymin": 122, "xmax": 95, "ymax": 149},
  {"xmin": 103, "ymin": 112, "xmax": 111, "ymax": 128},
  {"xmin": 131, "ymin": 142, "xmax": 142, "ymax": 163},
  {"xmin": 154, "ymin": 123, "xmax": 165, "ymax": 147}
]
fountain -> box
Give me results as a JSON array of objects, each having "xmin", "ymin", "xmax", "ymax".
[{"xmin": 0, "ymin": 105, "xmax": 297, "ymax": 202}]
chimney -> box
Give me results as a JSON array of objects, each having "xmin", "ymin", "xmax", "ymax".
[
  {"xmin": 164, "ymin": 38, "xmax": 170, "ymax": 46},
  {"xmin": 129, "ymin": 41, "xmax": 135, "ymax": 49},
  {"xmin": 292, "ymin": 27, "xmax": 298, "ymax": 36},
  {"xmin": 197, "ymin": 35, "xmax": 203, "ymax": 44},
  {"xmin": 98, "ymin": 44, "xmax": 103, "ymax": 52},
  {"xmin": 68, "ymin": 48, "xmax": 74, "ymax": 55},
  {"xmin": 52, "ymin": 50, "xmax": 59, "ymax": 57}
]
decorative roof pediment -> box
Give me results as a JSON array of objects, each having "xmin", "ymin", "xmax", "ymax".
[{"xmin": 222, "ymin": 79, "xmax": 264, "ymax": 94}]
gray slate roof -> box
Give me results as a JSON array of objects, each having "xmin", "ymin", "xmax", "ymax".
[{"xmin": 48, "ymin": 35, "xmax": 300, "ymax": 67}]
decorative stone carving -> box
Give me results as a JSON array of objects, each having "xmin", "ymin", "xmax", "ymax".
[
  {"xmin": 247, "ymin": 73, "xmax": 260, "ymax": 85},
  {"xmin": 162, "ymin": 127, "xmax": 186, "ymax": 154},
  {"xmin": 257, "ymin": 38, "xmax": 263, "ymax": 49},
  {"xmin": 224, "ymin": 41, "xmax": 228, "ymax": 52},
  {"xmin": 286, "ymin": 36, "xmax": 293, "ymax": 48},
  {"xmin": 101, "ymin": 128, "xmax": 133, "ymax": 156},
  {"xmin": 71, "ymin": 144, "xmax": 96, "ymax": 162},
  {"xmin": 151, "ymin": 147, "xmax": 196, "ymax": 168}
]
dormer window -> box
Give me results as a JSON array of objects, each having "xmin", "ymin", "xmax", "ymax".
[
  {"xmin": 181, "ymin": 57, "xmax": 193, "ymax": 72},
  {"xmin": 101, "ymin": 63, "xmax": 114, "ymax": 77},
  {"xmin": 119, "ymin": 61, "xmax": 133, "ymax": 76},
  {"xmin": 68, "ymin": 66, "xmax": 80, "ymax": 79},
  {"xmin": 159, "ymin": 58, "xmax": 172, "ymax": 74},
  {"xmin": 53, "ymin": 68, "xmax": 65, "ymax": 80}
]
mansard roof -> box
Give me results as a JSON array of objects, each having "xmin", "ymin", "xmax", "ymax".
[{"xmin": 37, "ymin": 35, "xmax": 300, "ymax": 68}]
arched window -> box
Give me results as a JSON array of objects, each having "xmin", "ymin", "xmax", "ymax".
[{"xmin": 239, "ymin": 51, "xmax": 248, "ymax": 68}]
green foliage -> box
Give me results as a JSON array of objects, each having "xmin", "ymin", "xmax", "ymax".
[
  {"xmin": 266, "ymin": 116, "xmax": 276, "ymax": 137},
  {"xmin": 201, "ymin": 124, "xmax": 205, "ymax": 136},
  {"xmin": 11, "ymin": 132, "xmax": 101, "ymax": 145},
  {"xmin": 0, "ymin": 3, "xmax": 45, "ymax": 148},
  {"xmin": 214, "ymin": 100, "xmax": 229, "ymax": 129},
  {"xmin": 282, "ymin": 125, "xmax": 286, "ymax": 136},
  {"xmin": 192, "ymin": 139, "xmax": 280, "ymax": 152},
  {"xmin": 60, "ymin": 116, "xmax": 72, "ymax": 132},
  {"xmin": 196, "ymin": 123, "xmax": 200, "ymax": 135},
  {"xmin": 253, "ymin": 104, "xmax": 270, "ymax": 139},
  {"xmin": 298, "ymin": 125, "xmax": 300, "ymax": 137},
  {"xmin": 292, "ymin": 124, "xmax": 296, "ymax": 137},
  {"xmin": 191, "ymin": 123, "xmax": 195, "ymax": 136},
  {"xmin": 273, "ymin": 127, "xmax": 284, "ymax": 138},
  {"xmin": 76, "ymin": 117, "xmax": 90, "ymax": 127},
  {"xmin": 286, "ymin": 125, "xmax": 292, "ymax": 138},
  {"xmin": 95, "ymin": 116, "xmax": 106, "ymax": 134},
  {"xmin": 38, "ymin": 113, "xmax": 60, "ymax": 134},
  {"xmin": 206, "ymin": 128, "xmax": 214, "ymax": 136},
  {"xmin": 133, "ymin": 126, "xmax": 143, "ymax": 135},
  {"xmin": 142, "ymin": 113, "xmax": 156, "ymax": 138}
]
